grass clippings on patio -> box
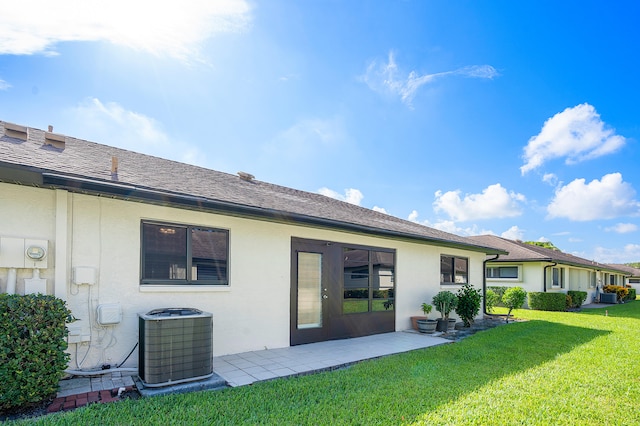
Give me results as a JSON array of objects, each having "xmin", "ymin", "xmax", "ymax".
[{"xmin": 10, "ymin": 302, "xmax": 640, "ymax": 425}]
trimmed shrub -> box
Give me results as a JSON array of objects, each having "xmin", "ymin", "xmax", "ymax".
[
  {"xmin": 0, "ymin": 294, "xmax": 71, "ymax": 412},
  {"xmin": 565, "ymin": 294, "xmax": 573, "ymax": 310},
  {"xmin": 567, "ymin": 290, "xmax": 588, "ymax": 308},
  {"xmin": 485, "ymin": 289, "xmax": 500, "ymax": 313},
  {"xmin": 528, "ymin": 292, "xmax": 566, "ymax": 311},
  {"xmin": 455, "ymin": 283, "xmax": 482, "ymax": 327},
  {"xmin": 625, "ymin": 288, "xmax": 637, "ymax": 301}
]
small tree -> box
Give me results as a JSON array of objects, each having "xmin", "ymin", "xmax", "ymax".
[
  {"xmin": 421, "ymin": 303, "xmax": 433, "ymax": 318},
  {"xmin": 502, "ymin": 287, "xmax": 527, "ymax": 323},
  {"xmin": 455, "ymin": 283, "xmax": 482, "ymax": 327}
]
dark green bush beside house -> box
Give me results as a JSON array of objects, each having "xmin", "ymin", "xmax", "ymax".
[
  {"xmin": 567, "ymin": 291, "xmax": 588, "ymax": 308},
  {"xmin": 528, "ymin": 292, "xmax": 566, "ymax": 311},
  {"xmin": 624, "ymin": 288, "xmax": 636, "ymax": 302},
  {"xmin": 0, "ymin": 294, "xmax": 71, "ymax": 413},
  {"xmin": 455, "ymin": 283, "xmax": 482, "ymax": 327}
]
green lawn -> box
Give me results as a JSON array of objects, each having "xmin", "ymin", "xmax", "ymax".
[{"xmin": 15, "ymin": 302, "xmax": 640, "ymax": 425}]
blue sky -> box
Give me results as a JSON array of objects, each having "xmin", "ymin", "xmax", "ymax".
[{"xmin": 1, "ymin": 1, "xmax": 639, "ymax": 263}]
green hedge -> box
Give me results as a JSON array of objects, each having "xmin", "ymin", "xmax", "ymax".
[
  {"xmin": 567, "ymin": 291, "xmax": 588, "ymax": 308},
  {"xmin": 624, "ymin": 288, "xmax": 636, "ymax": 301},
  {"xmin": 528, "ymin": 292, "xmax": 567, "ymax": 311},
  {"xmin": 0, "ymin": 294, "xmax": 71, "ymax": 412}
]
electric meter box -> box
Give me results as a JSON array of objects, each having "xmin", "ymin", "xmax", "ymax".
[{"xmin": 24, "ymin": 239, "xmax": 48, "ymax": 268}]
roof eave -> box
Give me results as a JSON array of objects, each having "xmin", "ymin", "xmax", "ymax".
[
  {"xmin": 19, "ymin": 171, "xmax": 504, "ymax": 255},
  {"xmin": 487, "ymin": 256, "xmax": 628, "ymax": 273}
]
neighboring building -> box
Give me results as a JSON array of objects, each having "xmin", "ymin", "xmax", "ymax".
[
  {"xmin": 469, "ymin": 235, "xmax": 629, "ymax": 306},
  {"xmin": 607, "ymin": 264, "xmax": 640, "ymax": 290},
  {"xmin": 0, "ymin": 121, "xmax": 503, "ymax": 370}
]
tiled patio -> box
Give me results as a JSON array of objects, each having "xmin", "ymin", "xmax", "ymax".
[
  {"xmin": 58, "ymin": 330, "xmax": 450, "ymax": 398},
  {"xmin": 213, "ymin": 330, "xmax": 450, "ymax": 387}
]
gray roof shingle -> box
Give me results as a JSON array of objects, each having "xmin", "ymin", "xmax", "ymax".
[
  {"xmin": 0, "ymin": 121, "xmax": 504, "ymax": 254},
  {"xmin": 469, "ymin": 234, "xmax": 628, "ymax": 274}
]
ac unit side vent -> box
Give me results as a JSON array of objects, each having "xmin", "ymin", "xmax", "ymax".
[{"xmin": 138, "ymin": 308, "xmax": 213, "ymax": 387}]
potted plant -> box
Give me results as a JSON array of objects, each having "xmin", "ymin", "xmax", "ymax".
[
  {"xmin": 432, "ymin": 290, "xmax": 458, "ymax": 332},
  {"xmin": 416, "ymin": 303, "xmax": 437, "ymax": 333}
]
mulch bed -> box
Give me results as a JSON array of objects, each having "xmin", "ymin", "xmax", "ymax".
[{"xmin": 441, "ymin": 315, "xmax": 522, "ymax": 341}]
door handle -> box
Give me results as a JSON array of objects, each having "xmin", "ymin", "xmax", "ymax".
[{"xmin": 323, "ymin": 295, "xmax": 328, "ymax": 299}]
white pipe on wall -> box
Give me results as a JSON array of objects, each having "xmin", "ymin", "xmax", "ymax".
[{"xmin": 6, "ymin": 268, "xmax": 17, "ymax": 294}]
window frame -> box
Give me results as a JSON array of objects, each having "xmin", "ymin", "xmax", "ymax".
[
  {"xmin": 486, "ymin": 265, "xmax": 520, "ymax": 280},
  {"xmin": 342, "ymin": 245, "xmax": 396, "ymax": 314},
  {"xmin": 440, "ymin": 255, "xmax": 469, "ymax": 285},
  {"xmin": 551, "ymin": 267, "xmax": 565, "ymax": 289},
  {"xmin": 140, "ymin": 220, "xmax": 229, "ymax": 286}
]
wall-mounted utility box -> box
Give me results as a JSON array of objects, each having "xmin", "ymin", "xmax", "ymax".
[
  {"xmin": 0, "ymin": 237, "xmax": 48, "ymax": 268},
  {"xmin": 73, "ymin": 267, "xmax": 97, "ymax": 286},
  {"xmin": 97, "ymin": 303, "xmax": 122, "ymax": 325},
  {"xmin": 0, "ymin": 237, "xmax": 25, "ymax": 268},
  {"xmin": 67, "ymin": 322, "xmax": 91, "ymax": 344}
]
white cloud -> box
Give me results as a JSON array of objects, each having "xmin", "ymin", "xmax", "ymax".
[
  {"xmin": 433, "ymin": 183, "xmax": 525, "ymax": 222},
  {"xmin": 542, "ymin": 173, "xmax": 558, "ymax": 185},
  {"xmin": 521, "ymin": 103, "xmax": 626, "ymax": 175},
  {"xmin": 407, "ymin": 210, "xmax": 492, "ymax": 236},
  {"xmin": 67, "ymin": 97, "xmax": 204, "ymax": 165},
  {"xmin": 361, "ymin": 51, "xmax": 498, "ymax": 107},
  {"xmin": 592, "ymin": 244, "xmax": 640, "ymax": 264},
  {"xmin": 547, "ymin": 173, "xmax": 640, "ymax": 221},
  {"xmin": 318, "ymin": 187, "xmax": 364, "ymax": 206},
  {"xmin": 0, "ymin": 0, "xmax": 251, "ymax": 61},
  {"xmin": 266, "ymin": 117, "xmax": 347, "ymax": 161},
  {"xmin": 605, "ymin": 223, "xmax": 638, "ymax": 234},
  {"xmin": 0, "ymin": 78, "xmax": 10, "ymax": 90},
  {"xmin": 372, "ymin": 206, "xmax": 388, "ymax": 214},
  {"xmin": 501, "ymin": 225, "xmax": 524, "ymax": 240}
]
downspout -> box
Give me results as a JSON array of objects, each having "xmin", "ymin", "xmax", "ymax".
[
  {"xmin": 543, "ymin": 262, "xmax": 557, "ymax": 292},
  {"xmin": 483, "ymin": 254, "xmax": 506, "ymax": 317}
]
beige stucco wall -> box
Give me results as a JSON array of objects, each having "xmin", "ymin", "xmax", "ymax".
[{"xmin": 1, "ymin": 182, "xmax": 486, "ymax": 369}]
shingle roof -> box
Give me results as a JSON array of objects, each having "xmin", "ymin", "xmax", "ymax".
[
  {"xmin": 469, "ymin": 234, "xmax": 628, "ymax": 274},
  {"xmin": 606, "ymin": 264, "xmax": 640, "ymax": 277},
  {"xmin": 0, "ymin": 121, "xmax": 504, "ymax": 254}
]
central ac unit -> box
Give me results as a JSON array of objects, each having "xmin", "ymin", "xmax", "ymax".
[{"xmin": 138, "ymin": 308, "xmax": 213, "ymax": 387}]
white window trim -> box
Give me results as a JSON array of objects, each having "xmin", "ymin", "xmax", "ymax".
[{"xmin": 486, "ymin": 265, "xmax": 522, "ymax": 282}]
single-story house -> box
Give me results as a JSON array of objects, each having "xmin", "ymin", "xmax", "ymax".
[
  {"xmin": 0, "ymin": 121, "xmax": 504, "ymax": 370},
  {"xmin": 606, "ymin": 263, "xmax": 640, "ymax": 291},
  {"xmin": 469, "ymin": 235, "xmax": 629, "ymax": 306}
]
